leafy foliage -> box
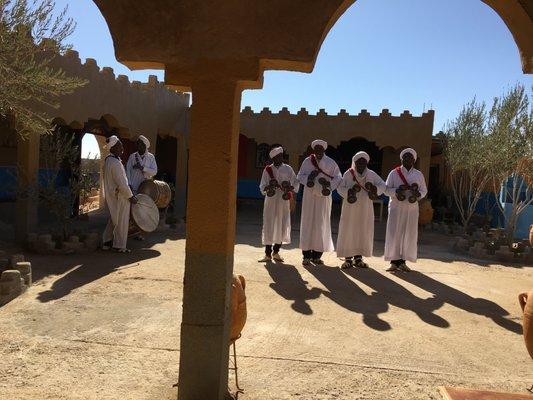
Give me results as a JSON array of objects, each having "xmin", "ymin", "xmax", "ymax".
[{"xmin": 0, "ymin": 0, "xmax": 86, "ymax": 136}]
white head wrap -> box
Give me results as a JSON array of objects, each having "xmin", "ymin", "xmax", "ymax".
[
  {"xmin": 400, "ymin": 148, "xmax": 417, "ymax": 161},
  {"xmin": 352, "ymin": 151, "xmax": 370, "ymax": 169},
  {"xmin": 311, "ymin": 139, "xmax": 327, "ymax": 150},
  {"xmin": 104, "ymin": 135, "xmax": 120, "ymax": 149},
  {"xmin": 138, "ymin": 135, "xmax": 150, "ymax": 149},
  {"xmin": 269, "ymin": 146, "xmax": 283, "ymax": 159}
]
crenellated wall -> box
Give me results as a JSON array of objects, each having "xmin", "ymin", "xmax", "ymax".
[
  {"xmin": 239, "ymin": 106, "xmax": 435, "ymax": 179},
  {"xmin": 45, "ymin": 48, "xmax": 190, "ymax": 151}
]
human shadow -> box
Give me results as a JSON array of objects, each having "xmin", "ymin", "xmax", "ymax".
[
  {"xmin": 395, "ymin": 271, "xmax": 523, "ymax": 334},
  {"xmin": 264, "ymin": 261, "xmax": 322, "ymax": 315},
  {"xmin": 302, "ymin": 264, "xmax": 391, "ymax": 331},
  {"xmin": 346, "ymin": 268, "xmax": 450, "ymax": 328},
  {"xmin": 36, "ymin": 248, "xmax": 161, "ymax": 303}
]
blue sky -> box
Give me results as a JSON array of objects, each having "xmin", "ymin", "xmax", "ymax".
[{"xmin": 58, "ymin": 0, "xmax": 531, "ymax": 157}]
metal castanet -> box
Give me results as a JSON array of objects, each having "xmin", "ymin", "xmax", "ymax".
[
  {"xmin": 318, "ymin": 177, "xmax": 331, "ymax": 196},
  {"xmin": 138, "ymin": 179, "xmax": 172, "ymax": 209},
  {"xmin": 281, "ymin": 181, "xmax": 293, "ymax": 201},
  {"xmin": 129, "ymin": 194, "xmax": 159, "ymax": 236},
  {"xmin": 266, "ymin": 188, "xmax": 276, "ymax": 197},
  {"xmin": 396, "ymin": 188, "xmax": 406, "ymax": 202},
  {"xmin": 347, "ymin": 195, "xmax": 357, "ymax": 204},
  {"xmin": 306, "ymin": 179, "xmax": 315, "ymax": 188}
]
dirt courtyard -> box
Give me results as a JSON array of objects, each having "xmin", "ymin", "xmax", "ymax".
[{"xmin": 0, "ymin": 207, "xmax": 532, "ymax": 400}]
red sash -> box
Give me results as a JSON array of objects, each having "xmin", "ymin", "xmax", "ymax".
[
  {"xmin": 310, "ymin": 154, "xmax": 334, "ymax": 179},
  {"xmin": 349, "ymin": 168, "xmax": 369, "ymax": 192},
  {"xmin": 265, "ymin": 164, "xmax": 275, "ymax": 179},
  {"xmin": 395, "ymin": 166, "xmax": 410, "ymax": 186}
]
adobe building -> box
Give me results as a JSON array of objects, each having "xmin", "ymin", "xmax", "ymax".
[
  {"xmin": 5, "ymin": 0, "xmax": 533, "ymax": 397},
  {"xmin": 236, "ymin": 106, "xmax": 435, "ymax": 199},
  {"xmin": 0, "ymin": 48, "xmax": 190, "ymax": 241}
]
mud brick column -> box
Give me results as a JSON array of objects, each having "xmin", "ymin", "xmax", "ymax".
[
  {"xmin": 178, "ymin": 78, "xmax": 242, "ymax": 400},
  {"xmin": 174, "ymin": 133, "xmax": 189, "ymax": 221}
]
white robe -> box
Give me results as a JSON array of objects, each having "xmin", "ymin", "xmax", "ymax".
[
  {"xmin": 126, "ymin": 151, "xmax": 158, "ymax": 193},
  {"xmin": 384, "ymin": 166, "xmax": 428, "ymax": 262},
  {"xmin": 102, "ymin": 155, "xmax": 133, "ymax": 250},
  {"xmin": 297, "ymin": 155, "xmax": 342, "ymax": 252},
  {"xmin": 260, "ymin": 163, "xmax": 299, "ymax": 245},
  {"xmin": 336, "ymin": 168, "xmax": 386, "ymax": 257}
]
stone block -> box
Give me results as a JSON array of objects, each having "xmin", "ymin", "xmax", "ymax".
[
  {"xmin": 1, "ymin": 270, "xmax": 23, "ymax": 294},
  {"xmin": 84, "ymin": 239, "xmax": 99, "ymax": 252},
  {"xmin": 10, "ymin": 254, "xmax": 24, "ymax": 267},
  {"xmin": 86, "ymin": 232, "xmax": 99, "ymax": 241},
  {"xmin": 15, "ymin": 262, "xmax": 31, "ymax": 275},
  {"xmin": 21, "ymin": 273, "xmax": 31, "ymax": 287},
  {"xmin": 38, "ymin": 234, "xmax": 52, "ymax": 242}
]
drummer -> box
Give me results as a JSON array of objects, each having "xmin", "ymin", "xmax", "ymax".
[
  {"xmin": 102, "ymin": 135, "xmax": 138, "ymax": 253},
  {"xmin": 126, "ymin": 134, "xmax": 158, "ymax": 194},
  {"xmin": 126, "ymin": 134, "xmax": 158, "ymax": 240}
]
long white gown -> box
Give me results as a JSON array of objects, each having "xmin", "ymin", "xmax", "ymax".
[
  {"xmin": 384, "ymin": 166, "xmax": 428, "ymax": 262},
  {"xmin": 125, "ymin": 151, "xmax": 158, "ymax": 193},
  {"xmin": 336, "ymin": 168, "xmax": 386, "ymax": 257},
  {"xmin": 297, "ymin": 155, "xmax": 342, "ymax": 252},
  {"xmin": 102, "ymin": 155, "xmax": 133, "ymax": 250},
  {"xmin": 259, "ymin": 163, "xmax": 299, "ymax": 245}
]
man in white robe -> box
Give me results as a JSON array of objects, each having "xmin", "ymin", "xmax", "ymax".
[
  {"xmin": 384, "ymin": 148, "xmax": 428, "ymax": 272},
  {"xmin": 258, "ymin": 146, "xmax": 299, "ymax": 263},
  {"xmin": 337, "ymin": 151, "xmax": 386, "ymax": 269},
  {"xmin": 126, "ymin": 135, "xmax": 158, "ymax": 193},
  {"xmin": 102, "ymin": 135, "xmax": 138, "ymax": 253},
  {"xmin": 297, "ymin": 139, "xmax": 342, "ymax": 265}
]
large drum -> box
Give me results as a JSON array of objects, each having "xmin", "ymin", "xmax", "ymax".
[
  {"xmin": 138, "ymin": 179, "xmax": 172, "ymax": 209},
  {"xmin": 230, "ymin": 275, "xmax": 247, "ymax": 344},
  {"xmin": 129, "ymin": 194, "xmax": 160, "ymax": 236}
]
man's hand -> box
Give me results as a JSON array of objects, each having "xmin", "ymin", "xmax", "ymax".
[
  {"xmin": 129, "ymin": 195, "xmax": 138, "ymax": 204},
  {"xmin": 309, "ymin": 170, "xmax": 319, "ymax": 179}
]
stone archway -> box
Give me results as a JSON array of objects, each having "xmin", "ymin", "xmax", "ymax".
[{"xmin": 91, "ymin": 2, "xmax": 533, "ymax": 398}]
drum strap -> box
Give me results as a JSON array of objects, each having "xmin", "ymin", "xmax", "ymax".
[
  {"xmin": 310, "ymin": 154, "xmax": 334, "ymax": 179},
  {"xmin": 349, "ymin": 168, "xmax": 369, "ymax": 192},
  {"xmin": 395, "ymin": 166, "xmax": 410, "ymax": 186}
]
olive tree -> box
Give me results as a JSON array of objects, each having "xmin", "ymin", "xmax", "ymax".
[
  {"xmin": 486, "ymin": 85, "xmax": 533, "ymax": 242},
  {"xmin": 444, "ymin": 100, "xmax": 491, "ymax": 229},
  {"xmin": 0, "ymin": 0, "xmax": 86, "ymax": 137}
]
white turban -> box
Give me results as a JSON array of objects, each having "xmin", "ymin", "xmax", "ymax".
[
  {"xmin": 311, "ymin": 139, "xmax": 327, "ymax": 149},
  {"xmin": 269, "ymin": 146, "xmax": 283, "ymax": 159},
  {"xmin": 104, "ymin": 135, "xmax": 120, "ymax": 149},
  {"xmin": 400, "ymin": 148, "xmax": 417, "ymax": 161},
  {"xmin": 352, "ymin": 151, "xmax": 370, "ymax": 168},
  {"xmin": 138, "ymin": 135, "xmax": 150, "ymax": 149}
]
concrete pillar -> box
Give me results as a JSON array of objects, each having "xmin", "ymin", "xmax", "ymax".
[
  {"xmin": 174, "ymin": 133, "xmax": 188, "ymax": 220},
  {"xmin": 16, "ymin": 132, "xmax": 40, "ymax": 242},
  {"xmin": 178, "ymin": 78, "xmax": 242, "ymax": 400}
]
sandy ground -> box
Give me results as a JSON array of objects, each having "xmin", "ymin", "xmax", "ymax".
[{"xmin": 0, "ymin": 205, "xmax": 532, "ymax": 400}]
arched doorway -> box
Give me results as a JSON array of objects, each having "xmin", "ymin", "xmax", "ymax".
[{"xmin": 328, "ymin": 137, "xmax": 383, "ymax": 174}]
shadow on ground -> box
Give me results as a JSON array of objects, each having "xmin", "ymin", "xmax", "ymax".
[
  {"xmin": 394, "ymin": 271, "xmax": 523, "ymax": 334},
  {"xmin": 35, "ymin": 247, "xmax": 162, "ymax": 303}
]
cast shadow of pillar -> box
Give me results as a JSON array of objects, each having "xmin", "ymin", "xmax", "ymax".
[
  {"xmin": 395, "ymin": 271, "xmax": 523, "ymax": 334},
  {"xmin": 346, "ymin": 268, "xmax": 450, "ymax": 328},
  {"xmin": 264, "ymin": 262, "xmax": 322, "ymax": 315},
  {"xmin": 303, "ymin": 264, "xmax": 391, "ymax": 331}
]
